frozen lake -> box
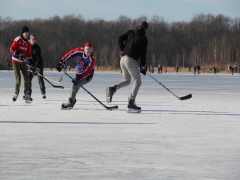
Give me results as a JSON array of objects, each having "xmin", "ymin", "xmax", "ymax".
[{"xmin": 0, "ymin": 71, "xmax": 240, "ymax": 180}]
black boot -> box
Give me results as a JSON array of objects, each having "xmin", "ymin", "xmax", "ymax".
[
  {"xmin": 12, "ymin": 91, "xmax": 19, "ymax": 102},
  {"xmin": 61, "ymin": 98, "xmax": 77, "ymax": 110},
  {"xmin": 24, "ymin": 91, "xmax": 33, "ymax": 103},
  {"xmin": 106, "ymin": 85, "xmax": 117, "ymax": 103},
  {"xmin": 128, "ymin": 99, "xmax": 141, "ymax": 111}
]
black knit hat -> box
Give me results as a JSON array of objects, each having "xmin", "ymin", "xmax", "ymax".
[
  {"xmin": 22, "ymin": 26, "xmax": 29, "ymax": 34},
  {"xmin": 140, "ymin": 21, "xmax": 148, "ymax": 30}
]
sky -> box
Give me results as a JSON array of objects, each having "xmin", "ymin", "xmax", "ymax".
[{"xmin": 0, "ymin": 0, "xmax": 240, "ymax": 22}]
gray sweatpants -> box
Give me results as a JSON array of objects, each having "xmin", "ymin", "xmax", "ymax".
[
  {"xmin": 69, "ymin": 75, "xmax": 93, "ymax": 101},
  {"xmin": 115, "ymin": 56, "xmax": 142, "ymax": 100}
]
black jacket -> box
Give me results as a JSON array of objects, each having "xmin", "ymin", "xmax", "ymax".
[
  {"xmin": 118, "ymin": 26, "xmax": 148, "ymax": 66},
  {"xmin": 32, "ymin": 44, "xmax": 43, "ymax": 68}
]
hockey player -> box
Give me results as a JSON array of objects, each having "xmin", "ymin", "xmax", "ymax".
[
  {"xmin": 106, "ymin": 21, "xmax": 148, "ymax": 112},
  {"xmin": 56, "ymin": 42, "xmax": 96, "ymax": 109},
  {"xmin": 28, "ymin": 34, "xmax": 46, "ymax": 99},
  {"xmin": 10, "ymin": 26, "xmax": 35, "ymax": 102}
]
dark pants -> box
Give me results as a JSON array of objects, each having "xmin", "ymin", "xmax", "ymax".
[{"xmin": 28, "ymin": 67, "xmax": 46, "ymax": 95}]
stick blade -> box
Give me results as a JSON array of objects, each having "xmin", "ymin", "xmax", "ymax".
[
  {"xmin": 106, "ymin": 105, "xmax": 118, "ymax": 111},
  {"xmin": 179, "ymin": 94, "xmax": 192, "ymax": 100},
  {"xmin": 53, "ymin": 85, "xmax": 64, "ymax": 89},
  {"xmin": 58, "ymin": 77, "xmax": 63, "ymax": 83}
]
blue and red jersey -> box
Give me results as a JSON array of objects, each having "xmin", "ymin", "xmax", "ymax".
[
  {"xmin": 10, "ymin": 35, "xmax": 33, "ymax": 64},
  {"xmin": 61, "ymin": 47, "xmax": 95, "ymax": 78}
]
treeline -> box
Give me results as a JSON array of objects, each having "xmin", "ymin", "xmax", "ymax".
[{"xmin": 0, "ymin": 13, "xmax": 239, "ymax": 70}]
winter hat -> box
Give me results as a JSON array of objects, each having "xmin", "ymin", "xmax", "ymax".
[
  {"xmin": 22, "ymin": 26, "xmax": 29, "ymax": 34},
  {"xmin": 84, "ymin": 42, "xmax": 93, "ymax": 52},
  {"xmin": 140, "ymin": 21, "xmax": 148, "ymax": 30}
]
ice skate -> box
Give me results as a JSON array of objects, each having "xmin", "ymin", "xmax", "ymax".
[
  {"xmin": 106, "ymin": 85, "xmax": 116, "ymax": 103},
  {"xmin": 12, "ymin": 91, "xmax": 19, "ymax": 102},
  {"xmin": 127, "ymin": 98, "xmax": 141, "ymax": 113},
  {"xmin": 61, "ymin": 98, "xmax": 77, "ymax": 110},
  {"xmin": 24, "ymin": 92, "xmax": 33, "ymax": 103},
  {"xmin": 42, "ymin": 94, "xmax": 46, "ymax": 99}
]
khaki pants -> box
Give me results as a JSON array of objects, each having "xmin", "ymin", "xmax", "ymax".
[
  {"xmin": 70, "ymin": 75, "xmax": 93, "ymax": 101},
  {"xmin": 115, "ymin": 56, "xmax": 142, "ymax": 100},
  {"xmin": 12, "ymin": 62, "xmax": 29, "ymax": 93}
]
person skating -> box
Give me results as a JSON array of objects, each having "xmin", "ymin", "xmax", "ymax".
[
  {"xmin": 106, "ymin": 21, "xmax": 148, "ymax": 112},
  {"xmin": 28, "ymin": 34, "xmax": 46, "ymax": 99},
  {"xmin": 56, "ymin": 42, "xmax": 95, "ymax": 110},
  {"xmin": 10, "ymin": 26, "xmax": 34, "ymax": 102}
]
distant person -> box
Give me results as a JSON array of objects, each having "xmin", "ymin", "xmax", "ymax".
[
  {"xmin": 176, "ymin": 65, "xmax": 179, "ymax": 74},
  {"xmin": 194, "ymin": 65, "xmax": 197, "ymax": 75},
  {"xmin": 234, "ymin": 66, "xmax": 237, "ymax": 74},
  {"xmin": 210, "ymin": 68, "xmax": 212, "ymax": 73},
  {"xmin": 106, "ymin": 21, "xmax": 148, "ymax": 112},
  {"xmin": 164, "ymin": 66, "xmax": 167, "ymax": 73},
  {"xmin": 213, "ymin": 66, "xmax": 217, "ymax": 74},
  {"xmin": 160, "ymin": 65, "xmax": 162, "ymax": 73},
  {"xmin": 10, "ymin": 26, "xmax": 33, "ymax": 102},
  {"xmin": 67, "ymin": 65, "xmax": 71, "ymax": 71},
  {"xmin": 56, "ymin": 42, "xmax": 95, "ymax": 110},
  {"xmin": 197, "ymin": 64, "xmax": 201, "ymax": 74},
  {"xmin": 189, "ymin": 65, "xmax": 191, "ymax": 72},
  {"xmin": 151, "ymin": 65, "xmax": 154, "ymax": 73},
  {"xmin": 0, "ymin": 63, "xmax": 3, "ymax": 70},
  {"xmin": 229, "ymin": 65, "xmax": 232, "ymax": 75},
  {"xmin": 158, "ymin": 64, "xmax": 161, "ymax": 74},
  {"xmin": 231, "ymin": 66, "xmax": 234, "ymax": 75},
  {"xmin": 28, "ymin": 34, "xmax": 46, "ymax": 99}
]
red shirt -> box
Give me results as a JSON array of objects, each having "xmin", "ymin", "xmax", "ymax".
[{"xmin": 10, "ymin": 36, "xmax": 32, "ymax": 64}]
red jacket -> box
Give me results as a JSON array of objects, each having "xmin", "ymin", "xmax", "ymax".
[{"xmin": 10, "ymin": 35, "xmax": 32, "ymax": 64}]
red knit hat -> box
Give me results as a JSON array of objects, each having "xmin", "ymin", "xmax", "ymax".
[{"xmin": 84, "ymin": 42, "xmax": 93, "ymax": 52}]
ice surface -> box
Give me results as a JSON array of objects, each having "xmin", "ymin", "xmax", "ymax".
[{"xmin": 0, "ymin": 71, "xmax": 240, "ymax": 180}]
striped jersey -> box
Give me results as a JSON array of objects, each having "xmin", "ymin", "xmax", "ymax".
[
  {"xmin": 10, "ymin": 35, "xmax": 33, "ymax": 64},
  {"xmin": 61, "ymin": 47, "xmax": 95, "ymax": 78}
]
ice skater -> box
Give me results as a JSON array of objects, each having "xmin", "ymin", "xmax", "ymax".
[
  {"xmin": 10, "ymin": 26, "xmax": 34, "ymax": 102},
  {"xmin": 106, "ymin": 21, "xmax": 148, "ymax": 112},
  {"xmin": 28, "ymin": 34, "xmax": 46, "ymax": 99},
  {"xmin": 56, "ymin": 42, "xmax": 96, "ymax": 109}
]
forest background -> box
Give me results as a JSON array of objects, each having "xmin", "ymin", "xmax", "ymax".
[{"xmin": 0, "ymin": 13, "xmax": 239, "ymax": 72}]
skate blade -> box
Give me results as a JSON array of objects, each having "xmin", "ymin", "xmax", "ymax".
[
  {"xmin": 25, "ymin": 100, "xmax": 33, "ymax": 104},
  {"xmin": 61, "ymin": 107, "xmax": 73, "ymax": 110},
  {"xmin": 127, "ymin": 109, "xmax": 141, "ymax": 113},
  {"xmin": 106, "ymin": 88, "xmax": 111, "ymax": 104}
]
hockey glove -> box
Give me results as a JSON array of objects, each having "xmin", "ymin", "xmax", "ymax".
[
  {"xmin": 56, "ymin": 61, "xmax": 65, "ymax": 72},
  {"xmin": 72, "ymin": 75, "xmax": 82, "ymax": 85},
  {"xmin": 140, "ymin": 64, "xmax": 148, "ymax": 75},
  {"xmin": 18, "ymin": 52, "xmax": 25, "ymax": 61},
  {"xmin": 29, "ymin": 65, "xmax": 38, "ymax": 76}
]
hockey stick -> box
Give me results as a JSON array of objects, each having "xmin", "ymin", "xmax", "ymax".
[
  {"xmin": 32, "ymin": 71, "xmax": 62, "ymax": 83},
  {"xmin": 28, "ymin": 70, "xmax": 64, "ymax": 89},
  {"xmin": 42, "ymin": 75, "xmax": 62, "ymax": 84},
  {"xmin": 147, "ymin": 73, "xmax": 192, "ymax": 100},
  {"xmin": 64, "ymin": 71, "xmax": 118, "ymax": 110},
  {"xmin": 23, "ymin": 58, "xmax": 63, "ymax": 86}
]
